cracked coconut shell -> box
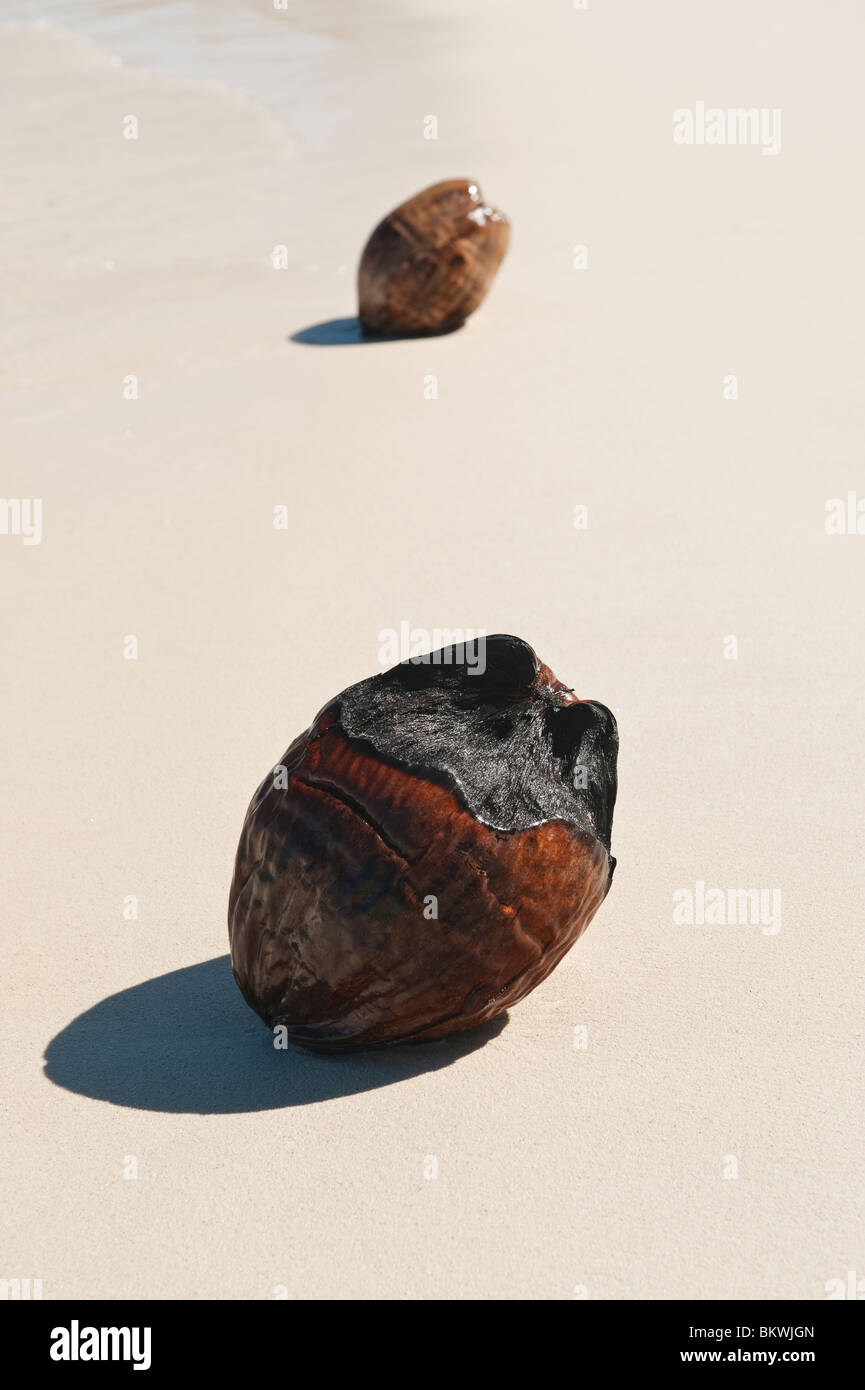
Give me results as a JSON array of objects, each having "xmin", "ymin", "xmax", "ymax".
[{"xmin": 228, "ymin": 635, "xmax": 618, "ymax": 1051}]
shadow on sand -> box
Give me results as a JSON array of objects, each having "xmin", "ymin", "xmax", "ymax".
[
  {"xmin": 44, "ymin": 955, "xmax": 507, "ymax": 1114},
  {"xmin": 289, "ymin": 316, "xmax": 462, "ymax": 346}
]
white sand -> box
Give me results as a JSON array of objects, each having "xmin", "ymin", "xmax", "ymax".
[{"xmin": 1, "ymin": 3, "xmax": 863, "ymax": 1299}]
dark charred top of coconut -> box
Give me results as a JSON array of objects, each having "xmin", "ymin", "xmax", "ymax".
[{"xmin": 323, "ymin": 634, "xmax": 618, "ymax": 848}]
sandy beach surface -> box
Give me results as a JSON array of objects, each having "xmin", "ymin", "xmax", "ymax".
[{"xmin": 2, "ymin": 1, "xmax": 863, "ymax": 1299}]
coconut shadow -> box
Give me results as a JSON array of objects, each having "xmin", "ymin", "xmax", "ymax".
[
  {"xmin": 289, "ymin": 316, "xmax": 462, "ymax": 346},
  {"xmin": 43, "ymin": 954, "xmax": 507, "ymax": 1114}
]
